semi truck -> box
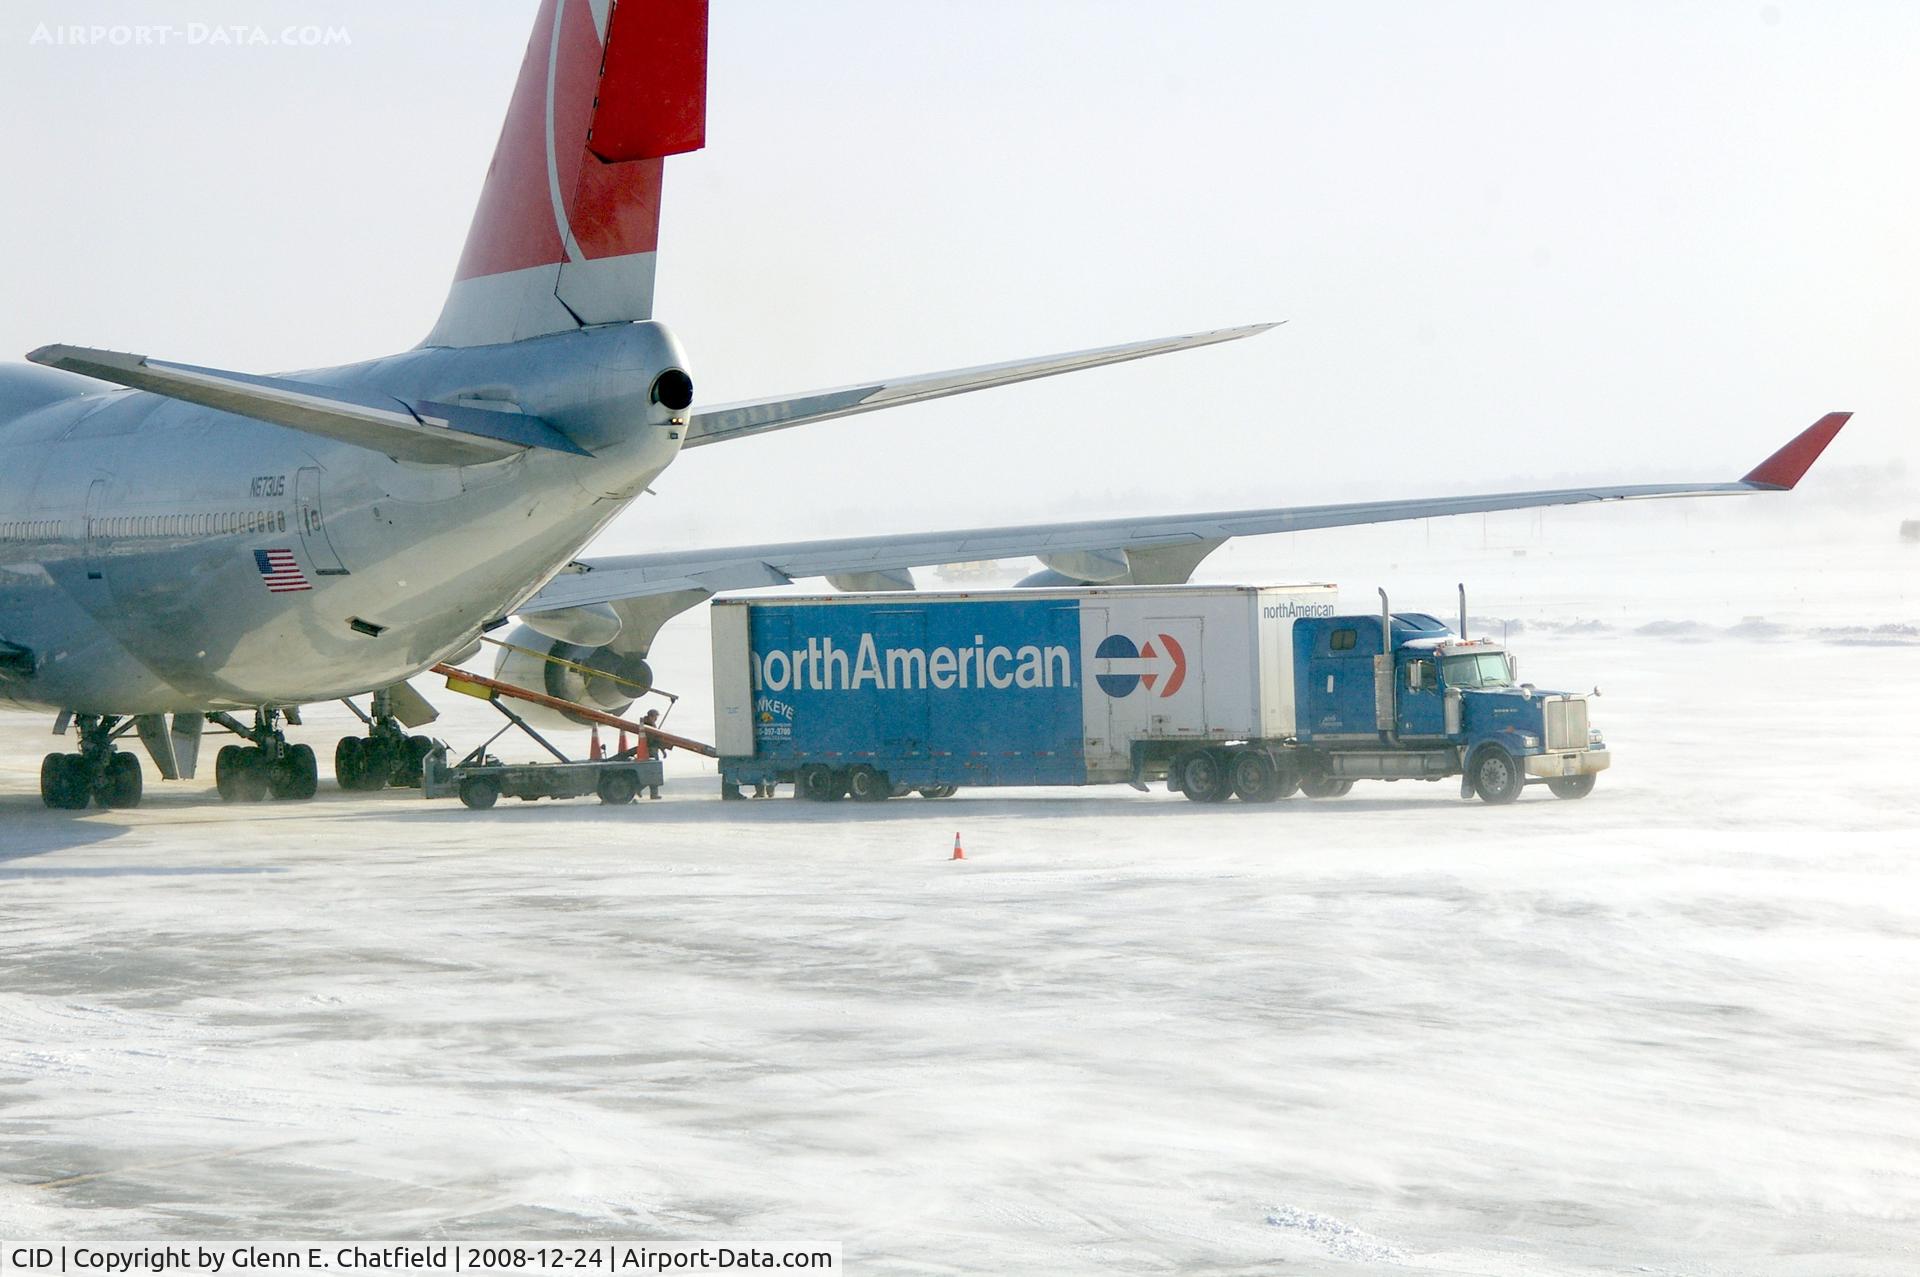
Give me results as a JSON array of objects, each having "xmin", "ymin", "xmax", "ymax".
[{"xmin": 709, "ymin": 584, "xmax": 1609, "ymax": 805}]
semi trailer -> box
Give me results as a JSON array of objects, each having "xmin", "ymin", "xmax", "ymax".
[{"xmin": 710, "ymin": 584, "xmax": 1608, "ymax": 804}]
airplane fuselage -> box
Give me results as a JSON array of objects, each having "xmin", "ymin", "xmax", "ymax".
[{"xmin": 0, "ymin": 322, "xmax": 690, "ymax": 716}]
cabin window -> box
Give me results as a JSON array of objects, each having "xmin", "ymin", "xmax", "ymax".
[{"xmin": 1330, "ymin": 628, "xmax": 1358, "ymax": 652}]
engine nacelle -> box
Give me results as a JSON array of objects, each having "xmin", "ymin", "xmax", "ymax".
[{"xmin": 491, "ymin": 624, "xmax": 652, "ymax": 727}]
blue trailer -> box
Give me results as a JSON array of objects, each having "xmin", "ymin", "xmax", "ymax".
[{"xmin": 709, "ymin": 584, "xmax": 1609, "ymax": 804}]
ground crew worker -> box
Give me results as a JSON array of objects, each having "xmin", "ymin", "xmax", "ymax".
[{"xmin": 641, "ymin": 708, "xmax": 666, "ymax": 798}]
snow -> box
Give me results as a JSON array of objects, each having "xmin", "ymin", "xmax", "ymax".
[{"xmin": 1, "ymin": 506, "xmax": 1916, "ymax": 1273}]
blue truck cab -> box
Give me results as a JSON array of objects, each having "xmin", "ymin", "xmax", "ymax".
[{"xmin": 1288, "ymin": 595, "xmax": 1608, "ymax": 803}]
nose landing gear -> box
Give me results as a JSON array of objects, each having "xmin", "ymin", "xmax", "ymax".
[
  {"xmin": 206, "ymin": 707, "xmax": 318, "ymax": 803},
  {"xmin": 39, "ymin": 714, "xmax": 144, "ymax": 810}
]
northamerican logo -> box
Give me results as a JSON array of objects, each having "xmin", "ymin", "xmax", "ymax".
[{"xmin": 1093, "ymin": 632, "xmax": 1188, "ymax": 698}]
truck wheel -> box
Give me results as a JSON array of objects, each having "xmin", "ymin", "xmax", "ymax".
[
  {"xmin": 1470, "ymin": 747, "xmax": 1523, "ymax": 805},
  {"xmin": 459, "ymin": 776, "xmax": 499, "ymax": 810},
  {"xmin": 1547, "ymin": 774, "xmax": 1596, "ymax": 800},
  {"xmin": 798, "ymin": 764, "xmax": 845, "ymax": 802},
  {"xmin": 918, "ymin": 784, "xmax": 957, "ymax": 799},
  {"xmin": 1177, "ymin": 749, "xmax": 1232, "ymax": 804},
  {"xmin": 1229, "ymin": 751, "xmax": 1281, "ymax": 803},
  {"xmin": 1273, "ymin": 761, "xmax": 1302, "ymax": 799},
  {"xmin": 597, "ymin": 771, "xmax": 638, "ymax": 805},
  {"xmin": 848, "ymin": 766, "xmax": 891, "ymax": 802},
  {"xmin": 1299, "ymin": 766, "xmax": 1348, "ymax": 799}
]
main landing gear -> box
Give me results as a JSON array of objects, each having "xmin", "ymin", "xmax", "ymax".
[
  {"xmin": 207, "ymin": 707, "xmax": 318, "ymax": 803},
  {"xmin": 334, "ymin": 688, "xmax": 434, "ymax": 792},
  {"xmin": 40, "ymin": 714, "xmax": 143, "ymax": 810}
]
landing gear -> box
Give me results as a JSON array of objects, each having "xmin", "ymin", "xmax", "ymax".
[
  {"xmin": 207, "ymin": 708, "xmax": 318, "ymax": 803},
  {"xmin": 39, "ymin": 715, "xmax": 144, "ymax": 810},
  {"xmin": 335, "ymin": 690, "xmax": 435, "ymax": 791}
]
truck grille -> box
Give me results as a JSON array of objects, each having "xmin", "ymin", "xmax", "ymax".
[{"xmin": 1545, "ymin": 697, "xmax": 1589, "ymax": 752}]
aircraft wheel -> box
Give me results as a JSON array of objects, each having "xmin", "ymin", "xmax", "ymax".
[
  {"xmin": 41, "ymin": 754, "xmax": 90, "ymax": 810},
  {"xmin": 1229, "ymin": 750, "xmax": 1281, "ymax": 803},
  {"xmin": 358, "ymin": 737, "xmax": 395, "ymax": 791},
  {"xmin": 334, "ymin": 737, "xmax": 363, "ymax": 791},
  {"xmin": 1547, "ymin": 773, "xmax": 1596, "ymax": 800},
  {"xmin": 391, "ymin": 735, "xmax": 434, "ymax": 789},
  {"xmin": 1470, "ymin": 746, "xmax": 1523, "ymax": 805},
  {"xmin": 270, "ymin": 744, "xmax": 319, "ymax": 801},
  {"xmin": 597, "ymin": 770, "xmax": 638, "ymax": 806},
  {"xmin": 848, "ymin": 766, "xmax": 891, "ymax": 802},
  {"xmin": 1177, "ymin": 749, "xmax": 1232, "ymax": 804},
  {"xmin": 917, "ymin": 784, "xmax": 956, "ymax": 799},
  {"xmin": 459, "ymin": 776, "xmax": 499, "ymax": 810},
  {"xmin": 216, "ymin": 745, "xmax": 247, "ymax": 801},
  {"xmin": 100, "ymin": 752, "xmax": 143, "ymax": 809}
]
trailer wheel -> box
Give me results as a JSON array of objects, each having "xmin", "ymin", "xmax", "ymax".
[
  {"xmin": 597, "ymin": 770, "xmax": 638, "ymax": 806},
  {"xmin": 1229, "ymin": 751, "xmax": 1282, "ymax": 803},
  {"xmin": 797, "ymin": 764, "xmax": 845, "ymax": 802},
  {"xmin": 459, "ymin": 776, "xmax": 499, "ymax": 810},
  {"xmin": 1177, "ymin": 749, "xmax": 1232, "ymax": 803},
  {"xmin": 1546, "ymin": 773, "xmax": 1596, "ymax": 800},
  {"xmin": 848, "ymin": 766, "xmax": 891, "ymax": 802},
  {"xmin": 1470, "ymin": 747, "xmax": 1523, "ymax": 805}
]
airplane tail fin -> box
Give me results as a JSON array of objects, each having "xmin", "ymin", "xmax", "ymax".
[{"xmin": 424, "ymin": 0, "xmax": 708, "ymax": 348}]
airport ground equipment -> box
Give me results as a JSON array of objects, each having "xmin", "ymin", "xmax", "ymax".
[
  {"xmin": 421, "ymin": 661, "xmax": 712, "ymax": 809},
  {"xmin": 709, "ymin": 584, "xmax": 1608, "ymax": 804}
]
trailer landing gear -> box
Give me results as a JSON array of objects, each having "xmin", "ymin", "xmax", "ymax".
[
  {"xmin": 40, "ymin": 715, "xmax": 143, "ymax": 810},
  {"xmin": 335, "ymin": 689, "xmax": 434, "ymax": 791},
  {"xmin": 208, "ymin": 708, "xmax": 317, "ymax": 803}
]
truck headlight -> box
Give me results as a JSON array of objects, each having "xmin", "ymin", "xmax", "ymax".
[
  {"xmin": 1589, "ymin": 728, "xmax": 1605, "ymax": 745},
  {"xmin": 1517, "ymin": 733, "xmax": 1539, "ymax": 749}
]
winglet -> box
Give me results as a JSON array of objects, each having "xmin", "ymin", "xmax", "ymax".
[{"xmin": 1740, "ymin": 412, "xmax": 1850, "ymax": 489}]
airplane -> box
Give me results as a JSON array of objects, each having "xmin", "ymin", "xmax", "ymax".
[{"xmin": 0, "ymin": 0, "xmax": 1847, "ymax": 810}]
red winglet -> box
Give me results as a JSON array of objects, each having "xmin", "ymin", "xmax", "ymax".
[{"xmin": 1740, "ymin": 412, "xmax": 1850, "ymax": 489}]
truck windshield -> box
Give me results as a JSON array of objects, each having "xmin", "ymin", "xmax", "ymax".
[{"xmin": 1442, "ymin": 652, "xmax": 1514, "ymax": 689}]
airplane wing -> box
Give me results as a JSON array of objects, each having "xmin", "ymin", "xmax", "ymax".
[
  {"xmin": 524, "ymin": 412, "xmax": 1850, "ymax": 612},
  {"xmin": 26, "ymin": 344, "xmax": 587, "ymax": 465},
  {"xmin": 684, "ymin": 323, "xmax": 1278, "ymax": 448}
]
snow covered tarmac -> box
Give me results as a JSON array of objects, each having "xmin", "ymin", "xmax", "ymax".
[{"xmin": 2, "ymin": 513, "xmax": 1916, "ymax": 1273}]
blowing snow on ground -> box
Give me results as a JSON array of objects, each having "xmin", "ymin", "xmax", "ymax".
[{"xmin": 1, "ymin": 506, "xmax": 1916, "ymax": 1274}]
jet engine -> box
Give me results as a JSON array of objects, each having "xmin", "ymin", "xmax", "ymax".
[{"xmin": 490, "ymin": 624, "xmax": 653, "ymax": 728}]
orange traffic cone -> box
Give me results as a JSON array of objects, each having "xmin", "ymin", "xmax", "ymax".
[
  {"xmin": 618, "ymin": 731, "xmax": 630, "ymax": 758},
  {"xmin": 589, "ymin": 727, "xmax": 603, "ymax": 760},
  {"xmin": 951, "ymin": 832, "xmax": 965, "ymax": 861}
]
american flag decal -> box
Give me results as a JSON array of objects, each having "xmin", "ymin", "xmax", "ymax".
[{"xmin": 254, "ymin": 548, "xmax": 312, "ymax": 593}]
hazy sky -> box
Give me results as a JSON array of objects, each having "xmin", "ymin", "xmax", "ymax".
[{"xmin": 3, "ymin": 1, "xmax": 1913, "ymax": 549}]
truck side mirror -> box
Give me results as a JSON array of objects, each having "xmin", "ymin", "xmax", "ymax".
[{"xmin": 1408, "ymin": 662, "xmax": 1425, "ymax": 689}]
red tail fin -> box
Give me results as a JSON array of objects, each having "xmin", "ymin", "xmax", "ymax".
[{"xmin": 425, "ymin": 0, "xmax": 708, "ymax": 347}]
